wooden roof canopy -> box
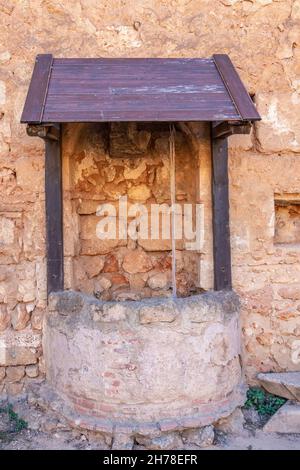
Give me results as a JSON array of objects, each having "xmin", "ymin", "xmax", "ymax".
[
  {"xmin": 20, "ymin": 54, "xmax": 261, "ymax": 297},
  {"xmin": 21, "ymin": 54, "xmax": 260, "ymax": 126}
]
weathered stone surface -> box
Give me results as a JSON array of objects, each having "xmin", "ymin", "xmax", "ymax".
[
  {"xmin": 80, "ymin": 215, "xmax": 126, "ymax": 255},
  {"xmin": 139, "ymin": 301, "xmax": 178, "ymax": 324},
  {"xmin": 109, "ymin": 123, "xmax": 151, "ymax": 159},
  {"xmin": 264, "ymin": 401, "xmax": 300, "ymax": 433},
  {"xmin": 215, "ymin": 408, "xmax": 245, "ymax": 434},
  {"xmin": 0, "ymin": 305, "xmax": 10, "ymax": 331},
  {"xmin": 103, "ymin": 254, "xmax": 118, "ymax": 273},
  {"xmin": 44, "ymin": 290, "xmax": 242, "ymax": 431},
  {"xmin": 256, "ymin": 93, "xmax": 300, "ymax": 153},
  {"xmin": 0, "ymin": 347, "xmax": 37, "ymax": 366},
  {"xmin": 6, "ymin": 365, "xmax": 25, "ymax": 382},
  {"xmin": 31, "ymin": 309, "xmax": 44, "ymax": 331},
  {"xmin": 0, "ymin": 330, "xmax": 40, "ymax": 366},
  {"xmin": 123, "ymin": 251, "xmax": 153, "ymax": 274},
  {"xmin": 0, "ymin": 367, "xmax": 5, "ymax": 381},
  {"xmin": 6, "ymin": 382, "xmax": 24, "ymax": 396},
  {"xmin": 94, "ymin": 277, "xmax": 112, "ymax": 296},
  {"xmin": 278, "ymin": 286, "xmax": 300, "ymax": 301},
  {"xmin": 182, "ymin": 425, "xmax": 215, "ymax": 448},
  {"xmin": 147, "ymin": 272, "xmax": 170, "ymax": 290},
  {"xmin": 83, "ymin": 256, "xmax": 105, "ymax": 279},
  {"xmin": 112, "ymin": 434, "xmax": 134, "ymax": 450},
  {"xmin": 136, "ymin": 432, "xmax": 183, "ymax": 450},
  {"xmin": 258, "ymin": 372, "xmax": 300, "ymax": 402},
  {"xmin": 242, "ymin": 408, "xmax": 262, "ymax": 428},
  {"xmin": 11, "ymin": 304, "xmax": 30, "ymax": 331},
  {"xmin": 92, "ymin": 303, "xmax": 127, "ymax": 322},
  {"xmin": 113, "ymin": 290, "xmax": 141, "ymax": 301},
  {"xmin": 124, "ymin": 161, "xmax": 147, "ymax": 180},
  {"xmin": 137, "ymin": 238, "xmax": 173, "ymax": 251},
  {"xmin": 25, "ymin": 364, "xmax": 39, "ymax": 378},
  {"xmin": 127, "ymin": 184, "xmax": 151, "ymax": 202}
]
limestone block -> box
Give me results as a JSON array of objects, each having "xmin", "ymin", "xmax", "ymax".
[
  {"xmin": 112, "ymin": 434, "xmax": 134, "ymax": 450},
  {"xmin": 103, "ymin": 254, "xmax": 118, "ymax": 273},
  {"xmin": 215, "ymin": 408, "xmax": 245, "ymax": 434},
  {"xmin": 0, "ymin": 330, "xmax": 40, "ymax": 366},
  {"xmin": 278, "ymin": 286, "xmax": 300, "ymax": 301},
  {"xmin": 109, "ymin": 123, "xmax": 151, "ymax": 158},
  {"xmin": 0, "ymin": 51, "xmax": 11, "ymax": 63},
  {"xmin": 0, "ymin": 81, "xmax": 6, "ymax": 106},
  {"xmin": 147, "ymin": 272, "xmax": 170, "ymax": 290},
  {"xmin": 6, "ymin": 365, "xmax": 25, "ymax": 382},
  {"xmin": 113, "ymin": 289, "xmax": 142, "ymax": 301},
  {"xmin": 123, "ymin": 250, "xmax": 153, "ymax": 274},
  {"xmin": 80, "ymin": 215, "xmax": 126, "ymax": 255},
  {"xmin": 0, "ymin": 305, "xmax": 10, "ymax": 331},
  {"xmin": 136, "ymin": 432, "xmax": 183, "ymax": 450},
  {"xmin": 129, "ymin": 273, "xmax": 148, "ymax": 290},
  {"xmin": 31, "ymin": 309, "xmax": 44, "ymax": 330},
  {"xmin": 264, "ymin": 401, "xmax": 300, "ymax": 433},
  {"xmin": 6, "ymin": 382, "xmax": 24, "ymax": 396},
  {"xmin": 92, "ymin": 303, "xmax": 127, "ymax": 323},
  {"xmin": 0, "ymin": 366, "xmax": 5, "ymax": 381},
  {"xmin": 138, "ymin": 238, "xmax": 172, "ymax": 251},
  {"xmin": 127, "ymin": 184, "xmax": 151, "ymax": 202},
  {"xmin": 82, "ymin": 256, "xmax": 105, "ymax": 278},
  {"xmin": 258, "ymin": 372, "xmax": 300, "ymax": 401},
  {"xmin": 292, "ymin": 0, "xmax": 300, "ymax": 20},
  {"xmin": 124, "ymin": 161, "xmax": 147, "ymax": 180},
  {"xmin": 15, "ymin": 156, "xmax": 44, "ymax": 193},
  {"xmin": 11, "ymin": 304, "xmax": 30, "ymax": 331},
  {"xmin": 256, "ymin": 93, "xmax": 300, "ymax": 153},
  {"xmin": 182, "ymin": 425, "xmax": 215, "ymax": 448},
  {"xmin": 0, "ymin": 216, "xmax": 14, "ymax": 245},
  {"xmin": 94, "ymin": 276, "xmax": 112, "ymax": 295},
  {"xmin": 0, "ymin": 347, "xmax": 37, "ymax": 366},
  {"xmin": 139, "ymin": 300, "xmax": 178, "ymax": 324},
  {"xmin": 25, "ymin": 364, "xmax": 39, "ymax": 378}
]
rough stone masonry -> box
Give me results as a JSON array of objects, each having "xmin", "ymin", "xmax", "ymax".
[{"xmin": 0, "ymin": 0, "xmax": 300, "ymax": 401}]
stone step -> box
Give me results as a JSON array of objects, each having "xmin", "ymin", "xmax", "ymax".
[
  {"xmin": 257, "ymin": 372, "xmax": 300, "ymax": 401},
  {"xmin": 264, "ymin": 401, "xmax": 300, "ymax": 433}
]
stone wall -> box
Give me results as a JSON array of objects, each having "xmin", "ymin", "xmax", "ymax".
[
  {"xmin": 0, "ymin": 0, "xmax": 299, "ymax": 395},
  {"xmin": 63, "ymin": 122, "xmax": 209, "ymax": 300}
]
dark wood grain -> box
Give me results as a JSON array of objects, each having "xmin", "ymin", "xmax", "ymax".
[
  {"xmin": 45, "ymin": 125, "xmax": 64, "ymax": 296},
  {"xmin": 21, "ymin": 54, "xmax": 53, "ymax": 123},
  {"xmin": 211, "ymin": 128, "xmax": 232, "ymax": 291},
  {"xmin": 21, "ymin": 56, "xmax": 261, "ymax": 123},
  {"xmin": 213, "ymin": 54, "xmax": 260, "ymax": 121}
]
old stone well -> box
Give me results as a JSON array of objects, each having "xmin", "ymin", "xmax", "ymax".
[{"xmin": 41, "ymin": 121, "xmax": 245, "ymax": 437}]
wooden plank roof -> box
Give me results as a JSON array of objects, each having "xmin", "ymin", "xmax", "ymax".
[{"xmin": 21, "ymin": 54, "xmax": 260, "ymax": 124}]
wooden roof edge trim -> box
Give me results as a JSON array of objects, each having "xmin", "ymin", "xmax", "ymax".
[
  {"xmin": 20, "ymin": 54, "xmax": 53, "ymax": 124},
  {"xmin": 213, "ymin": 54, "xmax": 261, "ymax": 122}
]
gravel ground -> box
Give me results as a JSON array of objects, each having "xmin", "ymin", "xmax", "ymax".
[{"xmin": 0, "ymin": 397, "xmax": 300, "ymax": 451}]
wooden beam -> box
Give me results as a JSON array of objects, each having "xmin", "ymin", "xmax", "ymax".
[
  {"xmin": 213, "ymin": 54, "xmax": 261, "ymax": 122},
  {"xmin": 21, "ymin": 54, "xmax": 53, "ymax": 123},
  {"xmin": 211, "ymin": 125, "xmax": 232, "ymax": 290},
  {"xmin": 44, "ymin": 125, "xmax": 64, "ymax": 296}
]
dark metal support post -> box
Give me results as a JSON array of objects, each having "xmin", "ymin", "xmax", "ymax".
[
  {"xmin": 211, "ymin": 126, "xmax": 232, "ymax": 290},
  {"xmin": 44, "ymin": 125, "xmax": 64, "ymax": 296},
  {"xmin": 27, "ymin": 124, "xmax": 63, "ymax": 297}
]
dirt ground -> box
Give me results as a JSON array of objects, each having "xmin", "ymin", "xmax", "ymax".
[{"xmin": 0, "ymin": 396, "xmax": 300, "ymax": 451}]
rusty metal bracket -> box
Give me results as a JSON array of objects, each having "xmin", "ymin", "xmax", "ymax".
[
  {"xmin": 26, "ymin": 123, "xmax": 60, "ymax": 141},
  {"xmin": 212, "ymin": 121, "xmax": 251, "ymax": 139}
]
